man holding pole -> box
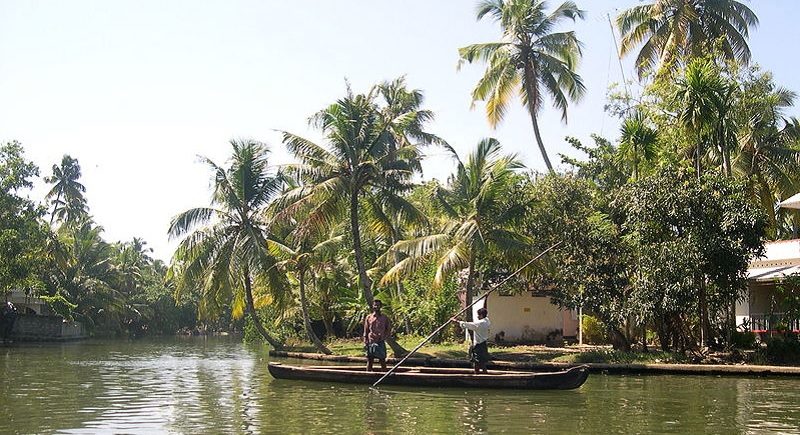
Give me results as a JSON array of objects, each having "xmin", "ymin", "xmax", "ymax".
[
  {"xmin": 363, "ymin": 299, "xmax": 391, "ymax": 372},
  {"xmin": 458, "ymin": 307, "xmax": 491, "ymax": 374}
]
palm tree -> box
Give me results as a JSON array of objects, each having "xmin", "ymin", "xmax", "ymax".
[
  {"xmin": 279, "ymin": 82, "xmax": 439, "ymax": 355},
  {"xmin": 459, "ymin": 0, "xmax": 586, "ymax": 173},
  {"xmin": 618, "ymin": 112, "xmax": 658, "ymax": 181},
  {"xmin": 378, "ymin": 138, "xmax": 529, "ymax": 321},
  {"xmin": 168, "ymin": 139, "xmax": 289, "ymax": 349},
  {"xmin": 279, "ymin": 84, "xmax": 434, "ymax": 307},
  {"xmin": 268, "ymin": 230, "xmax": 343, "ymax": 355},
  {"xmin": 675, "ymin": 59, "xmax": 727, "ymax": 179},
  {"xmin": 44, "ymin": 155, "xmax": 88, "ymax": 226},
  {"xmin": 617, "ymin": 0, "xmax": 759, "ymax": 78}
]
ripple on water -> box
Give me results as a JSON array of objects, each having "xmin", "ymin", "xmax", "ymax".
[{"xmin": 4, "ymin": 339, "xmax": 800, "ymax": 434}]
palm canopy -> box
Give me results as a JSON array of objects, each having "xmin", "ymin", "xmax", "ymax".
[
  {"xmin": 617, "ymin": 0, "xmax": 759, "ymax": 78},
  {"xmin": 167, "ymin": 139, "xmax": 288, "ymax": 348},
  {"xmin": 377, "ymin": 139, "xmax": 530, "ymax": 321},
  {"xmin": 459, "ymin": 0, "xmax": 586, "ymax": 172},
  {"xmin": 618, "ymin": 112, "xmax": 659, "ymax": 181},
  {"xmin": 44, "ymin": 155, "xmax": 88, "ymax": 225},
  {"xmin": 277, "ymin": 81, "xmax": 436, "ymax": 307}
]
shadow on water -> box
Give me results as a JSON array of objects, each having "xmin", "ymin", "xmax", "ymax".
[{"xmin": 3, "ymin": 338, "xmax": 800, "ymax": 434}]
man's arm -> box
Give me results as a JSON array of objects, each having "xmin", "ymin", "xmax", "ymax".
[
  {"xmin": 459, "ymin": 320, "xmax": 480, "ymax": 331},
  {"xmin": 363, "ymin": 315, "xmax": 369, "ymax": 343}
]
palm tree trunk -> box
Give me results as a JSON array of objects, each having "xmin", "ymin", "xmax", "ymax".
[
  {"xmin": 465, "ymin": 249, "xmax": 477, "ymax": 323},
  {"xmin": 523, "ymin": 64, "xmax": 554, "ymax": 173},
  {"xmin": 349, "ymin": 189, "xmax": 374, "ymax": 304},
  {"xmin": 49, "ymin": 192, "xmax": 61, "ymax": 226},
  {"xmin": 243, "ymin": 269, "xmax": 284, "ymax": 350},
  {"xmin": 349, "ymin": 188, "xmax": 407, "ymax": 356},
  {"xmin": 298, "ymin": 269, "xmax": 331, "ymax": 354}
]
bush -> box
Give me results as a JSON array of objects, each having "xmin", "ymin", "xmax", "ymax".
[
  {"xmin": 730, "ymin": 331, "xmax": 757, "ymax": 349},
  {"xmin": 758, "ymin": 335, "xmax": 800, "ymax": 365},
  {"xmin": 581, "ymin": 315, "xmax": 610, "ymax": 345}
]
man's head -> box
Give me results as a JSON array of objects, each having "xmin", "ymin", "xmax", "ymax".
[
  {"xmin": 477, "ymin": 307, "xmax": 488, "ymax": 319},
  {"xmin": 372, "ymin": 299, "xmax": 383, "ymax": 313}
]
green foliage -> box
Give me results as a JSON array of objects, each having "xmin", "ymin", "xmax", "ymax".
[
  {"xmin": 459, "ymin": 0, "xmax": 586, "ymax": 171},
  {"xmin": 581, "ymin": 315, "xmax": 610, "ymax": 345},
  {"xmin": 391, "ymin": 260, "xmax": 460, "ymax": 342},
  {"xmin": 730, "ymin": 331, "xmax": 757, "ymax": 349},
  {"xmin": 40, "ymin": 294, "xmax": 77, "ymax": 320},
  {"xmin": 616, "ymin": 0, "xmax": 758, "ymax": 78},
  {"xmin": 759, "ymin": 335, "xmax": 800, "ymax": 365},
  {"xmin": 0, "ymin": 141, "xmax": 49, "ymax": 294}
]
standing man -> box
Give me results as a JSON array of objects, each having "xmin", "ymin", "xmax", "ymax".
[
  {"xmin": 363, "ymin": 299, "xmax": 391, "ymax": 372},
  {"xmin": 458, "ymin": 307, "xmax": 491, "ymax": 374}
]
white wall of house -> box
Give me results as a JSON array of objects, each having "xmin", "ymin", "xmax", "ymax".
[{"xmin": 472, "ymin": 293, "xmax": 577, "ymax": 343}]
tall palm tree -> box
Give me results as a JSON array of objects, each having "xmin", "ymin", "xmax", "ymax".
[
  {"xmin": 618, "ymin": 112, "xmax": 658, "ymax": 181},
  {"xmin": 378, "ymin": 138, "xmax": 529, "ymax": 321},
  {"xmin": 168, "ymin": 140, "xmax": 289, "ymax": 349},
  {"xmin": 675, "ymin": 59, "xmax": 727, "ymax": 179},
  {"xmin": 279, "ymin": 83, "xmax": 439, "ymax": 355},
  {"xmin": 44, "ymin": 155, "xmax": 88, "ymax": 226},
  {"xmin": 279, "ymin": 84, "xmax": 434, "ymax": 308},
  {"xmin": 268, "ymin": 230, "xmax": 343, "ymax": 355},
  {"xmin": 459, "ymin": 0, "xmax": 586, "ymax": 173},
  {"xmin": 617, "ymin": 0, "xmax": 759, "ymax": 78}
]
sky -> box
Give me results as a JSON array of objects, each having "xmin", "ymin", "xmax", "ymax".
[{"xmin": 1, "ymin": 0, "xmax": 798, "ymax": 262}]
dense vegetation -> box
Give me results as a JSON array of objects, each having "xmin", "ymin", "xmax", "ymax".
[{"xmin": 1, "ymin": 1, "xmax": 799, "ymax": 357}]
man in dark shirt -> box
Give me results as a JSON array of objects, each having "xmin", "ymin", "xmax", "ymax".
[{"xmin": 363, "ymin": 299, "xmax": 391, "ymax": 372}]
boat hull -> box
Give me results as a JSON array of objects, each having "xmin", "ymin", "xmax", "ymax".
[{"xmin": 267, "ymin": 363, "xmax": 589, "ymax": 390}]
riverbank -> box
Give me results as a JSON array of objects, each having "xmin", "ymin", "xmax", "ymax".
[{"xmin": 271, "ymin": 339, "xmax": 800, "ymax": 377}]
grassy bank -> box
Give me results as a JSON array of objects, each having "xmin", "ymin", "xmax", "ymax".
[{"xmin": 279, "ymin": 336, "xmax": 690, "ymax": 365}]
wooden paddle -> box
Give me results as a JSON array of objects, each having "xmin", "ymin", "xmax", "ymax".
[{"xmin": 371, "ymin": 241, "xmax": 563, "ymax": 388}]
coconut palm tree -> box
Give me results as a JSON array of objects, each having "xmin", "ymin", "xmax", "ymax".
[
  {"xmin": 617, "ymin": 0, "xmax": 759, "ymax": 78},
  {"xmin": 279, "ymin": 83, "xmax": 438, "ymax": 355},
  {"xmin": 168, "ymin": 139, "xmax": 289, "ymax": 349},
  {"xmin": 268, "ymin": 230, "xmax": 343, "ymax": 355},
  {"xmin": 44, "ymin": 155, "xmax": 88, "ymax": 226},
  {"xmin": 279, "ymin": 83, "xmax": 435, "ymax": 309},
  {"xmin": 378, "ymin": 138, "xmax": 529, "ymax": 321},
  {"xmin": 618, "ymin": 112, "xmax": 658, "ymax": 181},
  {"xmin": 459, "ymin": 0, "xmax": 586, "ymax": 173}
]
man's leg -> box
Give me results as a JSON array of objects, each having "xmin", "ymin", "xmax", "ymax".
[
  {"xmin": 379, "ymin": 358, "xmax": 387, "ymax": 370},
  {"xmin": 367, "ymin": 357, "xmax": 374, "ymax": 372}
]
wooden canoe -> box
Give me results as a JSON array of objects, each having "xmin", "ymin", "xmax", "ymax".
[{"xmin": 267, "ymin": 363, "xmax": 589, "ymax": 390}]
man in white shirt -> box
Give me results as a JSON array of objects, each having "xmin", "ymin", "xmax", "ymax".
[{"xmin": 458, "ymin": 307, "xmax": 491, "ymax": 374}]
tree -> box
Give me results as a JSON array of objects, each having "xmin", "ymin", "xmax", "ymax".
[
  {"xmin": 279, "ymin": 81, "xmax": 438, "ymax": 354},
  {"xmin": 615, "ymin": 167, "xmax": 766, "ymax": 349},
  {"xmin": 379, "ymin": 138, "xmax": 529, "ymax": 322},
  {"xmin": 675, "ymin": 59, "xmax": 728, "ymax": 179},
  {"xmin": 618, "ymin": 112, "xmax": 659, "ymax": 181},
  {"xmin": 459, "ymin": 0, "xmax": 586, "ymax": 173},
  {"xmin": 268, "ymin": 230, "xmax": 342, "ymax": 355},
  {"xmin": 617, "ymin": 0, "xmax": 758, "ymax": 78},
  {"xmin": 168, "ymin": 139, "xmax": 289, "ymax": 349},
  {"xmin": 44, "ymin": 155, "xmax": 88, "ymax": 226},
  {"xmin": 0, "ymin": 141, "xmax": 49, "ymax": 296}
]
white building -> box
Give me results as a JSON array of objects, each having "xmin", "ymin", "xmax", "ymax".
[{"xmin": 737, "ymin": 239, "xmax": 800, "ymax": 333}]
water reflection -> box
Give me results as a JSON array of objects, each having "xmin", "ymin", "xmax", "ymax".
[{"xmin": 2, "ymin": 338, "xmax": 800, "ymax": 434}]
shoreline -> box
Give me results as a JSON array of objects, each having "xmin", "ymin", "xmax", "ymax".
[{"xmin": 269, "ymin": 350, "xmax": 800, "ymax": 377}]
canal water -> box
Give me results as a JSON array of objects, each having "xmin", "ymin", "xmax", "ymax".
[{"xmin": 2, "ymin": 337, "xmax": 800, "ymax": 434}]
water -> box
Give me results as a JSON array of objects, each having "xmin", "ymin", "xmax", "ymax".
[{"xmin": 2, "ymin": 337, "xmax": 800, "ymax": 434}]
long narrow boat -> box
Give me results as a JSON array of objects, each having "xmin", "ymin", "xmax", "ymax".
[{"xmin": 268, "ymin": 363, "xmax": 589, "ymax": 390}]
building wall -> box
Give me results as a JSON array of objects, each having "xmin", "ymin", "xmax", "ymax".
[
  {"xmin": 10, "ymin": 314, "xmax": 86, "ymax": 341},
  {"xmin": 473, "ymin": 293, "xmax": 575, "ymax": 343}
]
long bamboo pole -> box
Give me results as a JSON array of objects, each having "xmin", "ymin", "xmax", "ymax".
[{"xmin": 371, "ymin": 241, "xmax": 563, "ymax": 388}]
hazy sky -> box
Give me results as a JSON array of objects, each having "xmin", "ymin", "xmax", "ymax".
[{"xmin": 1, "ymin": 1, "xmax": 797, "ymax": 261}]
